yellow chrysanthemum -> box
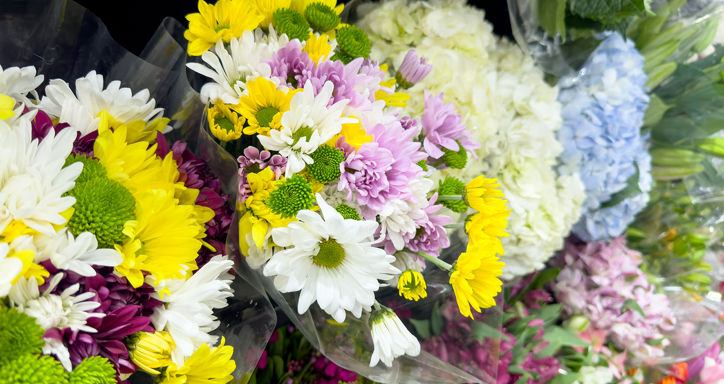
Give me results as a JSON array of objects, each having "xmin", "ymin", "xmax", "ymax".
[
  {"xmin": 9, "ymin": 248, "xmax": 49, "ymax": 285},
  {"xmin": 97, "ymin": 111, "xmax": 169, "ymax": 145},
  {"xmin": 449, "ymin": 239, "xmax": 505, "ymax": 319},
  {"xmin": 465, "ymin": 210, "xmax": 509, "ymax": 252},
  {"xmin": 254, "ymin": 0, "xmax": 291, "ymax": 28},
  {"xmin": 375, "ymin": 78, "xmax": 410, "ymax": 108},
  {"xmin": 237, "ymin": 78, "xmax": 296, "ymax": 136},
  {"xmin": 397, "ymin": 270, "xmax": 427, "ymax": 301},
  {"xmin": 130, "ymin": 331, "xmax": 176, "ymax": 375},
  {"xmin": 238, "ymin": 168, "xmax": 292, "ymax": 253},
  {"xmin": 326, "ymin": 116, "xmax": 372, "ymax": 150},
  {"xmin": 464, "ymin": 176, "xmax": 506, "ymax": 212},
  {"xmin": 304, "ymin": 33, "xmax": 333, "ymax": 63},
  {"xmin": 160, "ymin": 338, "xmax": 236, "ymax": 384},
  {"xmin": 1, "ymin": 221, "xmax": 36, "ymax": 243},
  {"xmin": 290, "ymin": 0, "xmax": 343, "ymax": 16},
  {"xmin": 0, "ymin": 94, "xmax": 15, "ymax": 120},
  {"xmin": 115, "ymin": 189, "xmax": 206, "ymax": 288},
  {"xmin": 184, "ymin": 0, "xmax": 264, "ymax": 56},
  {"xmin": 208, "ymin": 102, "xmax": 245, "ymax": 142}
]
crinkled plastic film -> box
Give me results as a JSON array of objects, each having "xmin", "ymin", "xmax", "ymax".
[{"xmin": 0, "ymin": 1, "xmax": 277, "ymax": 380}]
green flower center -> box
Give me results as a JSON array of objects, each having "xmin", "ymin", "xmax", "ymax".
[
  {"xmin": 265, "ymin": 174, "xmax": 315, "ymax": 218},
  {"xmin": 292, "ymin": 126, "xmax": 315, "ymax": 145},
  {"xmin": 67, "ymin": 176, "xmax": 136, "ymax": 248},
  {"xmin": 313, "ymin": 238, "xmax": 345, "ymax": 268},
  {"xmin": 335, "ymin": 204, "xmax": 360, "ymax": 220},
  {"xmin": 441, "ymin": 142, "xmax": 468, "ymax": 169},
  {"xmin": 438, "ymin": 176, "xmax": 467, "ymax": 213},
  {"xmin": 215, "ymin": 116, "xmax": 236, "ymax": 133},
  {"xmin": 256, "ymin": 106, "xmax": 280, "ymax": 127},
  {"xmin": 334, "ymin": 25, "xmax": 371, "ymax": 64},
  {"xmin": 273, "ymin": 8, "xmax": 310, "ymax": 42},
  {"xmin": 214, "ymin": 24, "xmax": 230, "ymax": 33},
  {"xmin": 304, "ymin": 3, "xmax": 340, "ymax": 33},
  {"xmin": 0, "ymin": 354, "xmax": 66, "ymax": 384},
  {"xmin": 65, "ymin": 155, "xmax": 107, "ymax": 184},
  {"xmin": 69, "ymin": 356, "xmax": 116, "ymax": 384},
  {"xmin": 308, "ymin": 145, "xmax": 345, "ymax": 183}
]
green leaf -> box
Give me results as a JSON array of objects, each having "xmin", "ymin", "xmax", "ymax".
[
  {"xmin": 273, "ymin": 356, "xmax": 284, "ymax": 379},
  {"xmin": 599, "ymin": 164, "xmax": 642, "ymax": 208},
  {"xmin": 536, "ymin": 0, "xmax": 568, "ymax": 38},
  {"xmin": 431, "ymin": 301, "xmax": 444, "ymax": 336},
  {"xmin": 645, "ymin": 336, "xmax": 666, "ymax": 346},
  {"xmin": 550, "ymin": 373, "xmax": 580, "ymax": 384},
  {"xmin": 568, "ymin": 0, "xmax": 650, "ymax": 24},
  {"xmin": 470, "ymin": 321, "xmax": 510, "ymax": 342},
  {"xmin": 543, "ymin": 326, "xmax": 589, "ymax": 347},
  {"xmin": 621, "ymin": 298, "xmax": 646, "ymax": 317},
  {"xmin": 409, "ymin": 318, "xmax": 431, "ymax": 339}
]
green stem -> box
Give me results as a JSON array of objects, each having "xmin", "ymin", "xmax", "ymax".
[
  {"xmin": 415, "ymin": 251, "xmax": 453, "ymax": 271},
  {"xmin": 373, "ymin": 301, "xmax": 382, "ymax": 311},
  {"xmin": 437, "ymin": 194, "xmax": 463, "ymax": 201},
  {"xmin": 444, "ymin": 222, "xmax": 465, "ymax": 229}
]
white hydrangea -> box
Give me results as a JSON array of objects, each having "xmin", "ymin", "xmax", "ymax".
[{"xmin": 359, "ymin": 0, "xmax": 585, "ymax": 278}]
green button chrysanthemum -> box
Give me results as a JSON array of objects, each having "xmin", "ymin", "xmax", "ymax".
[
  {"xmin": 441, "ymin": 143, "xmax": 468, "ymax": 169},
  {"xmin": 438, "ymin": 176, "xmax": 468, "ymax": 213},
  {"xmin": 67, "ymin": 176, "xmax": 136, "ymax": 248},
  {"xmin": 65, "ymin": 155, "xmax": 107, "ymax": 184},
  {"xmin": 334, "ymin": 25, "xmax": 371, "ymax": 64},
  {"xmin": 266, "ymin": 175, "xmax": 315, "ymax": 218},
  {"xmin": 335, "ymin": 204, "xmax": 360, "ymax": 220},
  {"xmin": 304, "ymin": 3, "xmax": 340, "ymax": 33},
  {"xmin": 0, "ymin": 354, "xmax": 68, "ymax": 384},
  {"xmin": 308, "ymin": 145, "xmax": 345, "ymax": 183},
  {"xmin": 273, "ymin": 8, "xmax": 310, "ymax": 42},
  {"xmin": 0, "ymin": 308, "xmax": 45, "ymax": 367},
  {"xmin": 69, "ymin": 357, "xmax": 116, "ymax": 384}
]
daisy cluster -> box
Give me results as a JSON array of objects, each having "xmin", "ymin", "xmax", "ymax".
[
  {"xmin": 184, "ymin": 0, "xmax": 511, "ymax": 368},
  {"xmin": 357, "ymin": 0, "xmax": 587, "ymax": 279},
  {"xmin": 0, "ymin": 66, "xmax": 236, "ymax": 383},
  {"xmin": 556, "ymin": 32, "xmax": 652, "ymax": 242}
]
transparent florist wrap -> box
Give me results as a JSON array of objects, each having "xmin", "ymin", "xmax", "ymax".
[{"xmin": 183, "ymin": 0, "xmax": 510, "ymax": 381}]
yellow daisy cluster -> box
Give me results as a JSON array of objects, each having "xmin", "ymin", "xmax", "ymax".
[
  {"xmin": 93, "ymin": 112, "xmax": 214, "ymax": 288},
  {"xmin": 238, "ymin": 167, "xmax": 291, "ymax": 256},
  {"xmin": 131, "ymin": 332, "xmax": 235, "ymax": 384}
]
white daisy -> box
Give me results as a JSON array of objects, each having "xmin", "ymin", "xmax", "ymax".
[
  {"xmin": 151, "ymin": 255, "xmax": 234, "ymax": 364},
  {"xmin": 369, "ymin": 307, "xmax": 420, "ymax": 367},
  {"xmin": 377, "ymin": 178, "xmax": 432, "ymax": 251},
  {"xmin": 0, "ymin": 65, "xmax": 44, "ymax": 107},
  {"xmin": 0, "ymin": 117, "xmax": 81, "ymax": 235},
  {"xmin": 37, "ymin": 71, "xmax": 164, "ymax": 136},
  {"xmin": 0, "ymin": 243, "xmax": 23, "ymax": 297},
  {"xmin": 187, "ymin": 30, "xmax": 276, "ymax": 104},
  {"xmin": 258, "ymin": 81, "xmax": 355, "ymax": 178},
  {"xmin": 263, "ymin": 194, "xmax": 399, "ymax": 323},
  {"xmin": 33, "ymin": 229, "xmax": 122, "ymax": 277},
  {"xmin": 244, "ymin": 231, "xmax": 275, "ymax": 269},
  {"xmin": 9, "ymin": 274, "xmax": 103, "ymax": 333}
]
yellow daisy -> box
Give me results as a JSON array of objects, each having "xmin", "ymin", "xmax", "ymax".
[
  {"xmin": 449, "ymin": 238, "xmax": 505, "ymax": 319},
  {"xmin": 130, "ymin": 331, "xmax": 176, "ymax": 375},
  {"xmin": 375, "ymin": 78, "xmax": 410, "ymax": 108},
  {"xmin": 465, "ymin": 210, "xmax": 509, "ymax": 252},
  {"xmin": 0, "ymin": 94, "xmax": 15, "ymax": 120},
  {"xmin": 236, "ymin": 78, "xmax": 297, "ymax": 136},
  {"xmin": 254, "ymin": 0, "xmax": 291, "ymax": 28},
  {"xmin": 160, "ymin": 337, "xmax": 236, "ymax": 384},
  {"xmin": 464, "ymin": 175, "xmax": 506, "ymax": 212},
  {"xmin": 9, "ymin": 248, "xmax": 49, "ymax": 285},
  {"xmin": 208, "ymin": 102, "xmax": 245, "ymax": 142},
  {"xmin": 290, "ymin": 0, "xmax": 343, "ymax": 15},
  {"xmin": 184, "ymin": 0, "xmax": 264, "ymax": 56},
  {"xmin": 238, "ymin": 168, "xmax": 291, "ymax": 253},
  {"xmin": 304, "ymin": 33, "xmax": 333, "ymax": 63},
  {"xmin": 397, "ymin": 270, "xmax": 427, "ymax": 301}
]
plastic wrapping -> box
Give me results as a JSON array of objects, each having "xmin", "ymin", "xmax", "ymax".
[{"xmin": 0, "ymin": 0, "xmax": 276, "ymax": 380}]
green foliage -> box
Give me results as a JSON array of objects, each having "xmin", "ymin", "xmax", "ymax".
[{"xmin": 0, "ymin": 308, "xmax": 45, "ymax": 367}]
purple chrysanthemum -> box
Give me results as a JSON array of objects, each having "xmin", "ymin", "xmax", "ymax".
[
  {"xmin": 405, "ymin": 194, "xmax": 452, "ymax": 256},
  {"xmin": 396, "ymin": 49, "xmax": 432, "ymax": 87},
  {"xmin": 338, "ymin": 141, "xmax": 395, "ymax": 214},
  {"xmin": 301, "ymin": 58, "xmax": 380, "ymax": 109},
  {"xmin": 267, "ymin": 40, "xmax": 315, "ymax": 88},
  {"xmin": 421, "ymin": 91, "xmax": 479, "ymax": 160}
]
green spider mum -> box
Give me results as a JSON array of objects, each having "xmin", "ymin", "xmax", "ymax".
[
  {"xmin": 304, "ymin": 3, "xmax": 340, "ymax": 33},
  {"xmin": 308, "ymin": 145, "xmax": 345, "ymax": 183},
  {"xmin": 273, "ymin": 8, "xmax": 310, "ymax": 42},
  {"xmin": 438, "ymin": 177, "xmax": 467, "ymax": 213},
  {"xmin": 335, "ymin": 204, "xmax": 361, "ymax": 220},
  {"xmin": 69, "ymin": 357, "xmax": 116, "ymax": 384},
  {"xmin": 0, "ymin": 354, "xmax": 68, "ymax": 384},
  {"xmin": 266, "ymin": 174, "xmax": 315, "ymax": 218},
  {"xmin": 0, "ymin": 308, "xmax": 45, "ymax": 367}
]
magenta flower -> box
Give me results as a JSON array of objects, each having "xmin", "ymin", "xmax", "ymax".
[
  {"xmin": 421, "ymin": 91, "xmax": 479, "ymax": 160},
  {"xmin": 267, "ymin": 40, "xmax": 315, "ymax": 88},
  {"xmin": 237, "ymin": 146, "xmax": 286, "ymax": 203},
  {"xmin": 302, "ymin": 57, "xmax": 381, "ymax": 108},
  {"xmin": 397, "ymin": 49, "xmax": 432, "ymax": 86}
]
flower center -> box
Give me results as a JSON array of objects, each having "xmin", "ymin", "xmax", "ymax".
[
  {"xmin": 256, "ymin": 107, "xmax": 280, "ymax": 127},
  {"xmin": 215, "ymin": 116, "xmax": 236, "ymax": 133},
  {"xmin": 214, "ymin": 24, "xmax": 230, "ymax": 33},
  {"xmin": 313, "ymin": 239, "xmax": 345, "ymax": 268},
  {"xmin": 292, "ymin": 126, "xmax": 315, "ymax": 144}
]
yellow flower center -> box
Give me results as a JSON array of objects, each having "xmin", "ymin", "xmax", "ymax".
[{"xmin": 313, "ymin": 239, "xmax": 345, "ymax": 268}]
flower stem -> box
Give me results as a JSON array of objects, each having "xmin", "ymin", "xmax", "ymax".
[
  {"xmin": 437, "ymin": 195, "xmax": 463, "ymax": 201},
  {"xmin": 415, "ymin": 251, "xmax": 453, "ymax": 271},
  {"xmin": 444, "ymin": 222, "xmax": 465, "ymax": 229},
  {"xmin": 373, "ymin": 301, "xmax": 382, "ymax": 311}
]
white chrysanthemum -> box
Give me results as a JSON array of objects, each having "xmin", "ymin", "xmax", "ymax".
[
  {"xmin": 573, "ymin": 366, "xmax": 615, "ymax": 384},
  {"xmin": 187, "ymin": 30, "xmax": 277, "ymax": 104},
  {"xmin": 244, "ymin": 231, "xmax": 275, "ymax": 269},
  {"xmin": 321, "ymin": 182, "xmax": 363, "ymax": 214},
  {"xmin": 43, "ymin": 337, "xmax": 73, "ymax": 371},
  {"xmin": 263, "ymin": 194, "xmax": 399, "ymax": 323},
  {"xmin": 151, "ymin": 255, "xmax": 234, "ymax": 364},
  {"xmin": 0, "ymin": 117, "xmax": 82, "ymax": 236},
  {"xmin": 38, "ymin": 71, "xmax": 164, "ymax": 136},
  {"xmin": 33, "ymin": 229, "xmax": 122, "ymax": 277},
  {"xmin": 0, "ymin": 65, "xmax": 44, "ymax": 107},
  {"xmin": 0, "ymin": 243, "xmax": 23, "ymax": 297},
  {"xmin": 258, "ymin": 81, "xmax": 355, "ymax": 177},
  {"xmin": 369, "ymin": 308, "xmax": 420, "ymax": 367},
  {"xmin": 378, "ymin": 178, "xmax": 432, "ymax": 251},
  {"xmin": 9, "ymin": 274, "xmax": 103, "ymax": 333},
  {"xmin": 360, "ymin": 0, "xmax": 586, "ymax": 278}
]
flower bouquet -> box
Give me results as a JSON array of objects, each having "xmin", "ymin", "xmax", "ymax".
[{"xmin": 181, "ymin": 0, "xmax": 513, "ymax": 381}]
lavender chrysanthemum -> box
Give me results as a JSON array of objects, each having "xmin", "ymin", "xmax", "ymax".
[
  {"xmin": 267, "ymin": 40, "xmax": 315, "ymax": 88},
  {"xmin": 421, "ymin": 91, "xmax": 479, "ymax": 161},
  {"xmin": 302, "ymin": 58, "xmax": 382, "ymax": 108},
  {"xmin": 557, "ymin": 32, "xmax": 651, "ymax": 241},
  {"xmin": 405, "ymin": 194, "xmax": 452, "ymax": 256},
  {"xmin": 396, "ymin": 49, "xmax": 432, "ymax": 87}
]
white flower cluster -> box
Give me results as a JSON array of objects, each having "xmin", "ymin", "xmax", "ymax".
[{"xmin": 358, "ymin": 0, "xmax": 585, "ymax": 278}]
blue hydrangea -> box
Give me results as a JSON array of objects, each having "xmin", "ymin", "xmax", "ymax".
[{"xmin": 557, "ymin": 32, "xmax": 652, "ymax": 242}]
